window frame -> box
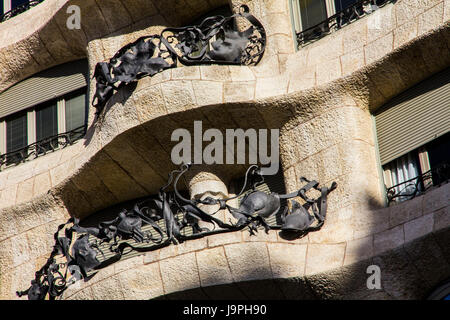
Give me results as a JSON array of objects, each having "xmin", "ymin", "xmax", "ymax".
[
  {"xmin": 379, "ymin": 134, "xmax": 450, "ymax": 205},
  {"xmin": 0, "ymin": 87, "xmax": 87, "ymax": 165}
]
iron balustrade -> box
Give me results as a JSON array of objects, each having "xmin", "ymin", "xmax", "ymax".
[
  {"xmin": 0, "ymin": 0, "xmax": 45, "ymax": 22},
  {"xmin": 296, "ymin": 0, "xmax": 396, "ymax": 47},
  {"xmin": 387, "ymin": 160, "xmax": 450, "ymax": 205},
  {"xmin": 0, "ymin": 125, "xmax": 86, "ymax": 171},
  {"xmin": 17, "ymin": 163, "xmax": 337, "ymax": 300}
]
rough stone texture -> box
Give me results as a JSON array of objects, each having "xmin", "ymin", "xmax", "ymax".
[
  {"xmin": 267, "ymin": 243, "xmax": 307, "ymax": 278},
  {"xmin": 159, "ymin": 252, "xmax": 201, "ymax": 294},
  {"xmin": 374, "ymin": 225, "xmax": 405, "ymax": 255},
  {"xmin": 224, "ymin": 242, "xmax": 272, "ymax": 282},
  {"xmin": 0, "ymin": 0, "xmax": 449, "ymax": 300},
  {"xmin": 305, "ymin": 243, "xmax": 346, "ymax": 275},
  {"xmin": 118, "ymin": 262, "xmax": 165, "ymax": 300},
  {"xmin": 196, "ymin": 247, "xmax": 234, "ymax": 287}
]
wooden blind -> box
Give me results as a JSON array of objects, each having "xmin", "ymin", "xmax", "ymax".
[
  {"xmin": 375, "ymin": 67, "xmax": 450, "ymax": 165},
  {"xmin": 0, "ymin": 59, "xmax": 88, "ymax": 119}
]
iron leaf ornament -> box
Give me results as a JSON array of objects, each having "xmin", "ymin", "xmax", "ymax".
[
  {"xmin": 17, "ymin": 164, "xmax": 336, "ymax": 300},
  {"xmin": 92, "ymin": 5, "xmax": 266, "ymax": 116}
]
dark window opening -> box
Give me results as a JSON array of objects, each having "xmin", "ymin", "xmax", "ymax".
[
  {"xmin": 64, "ymin": 88, "xmax": 87, "ymax": 142},
  {"xmin": 426, "ymin": 132, "xmax": 450, "ymax": 186},
  {"xmin": 6, "ymin": 112, "xmax": 27, "ymax": 164},
  {"xmin": 383, "ymin": 132, "xmax": 450, "ymax": 204},
  {"xmin": 334, "ymin": 0, "xmax": 359, "ymax": 12},
  {"xmin": 11, "ymin": 0, "xmax": 29, "ymax": 10},
  {"xmin": 299, "ymin": 0, "xmax": 328, "ymax": 30},
  {"xmin": 36, "ymin": 100, "xmax": 58, "ymax": 154}
]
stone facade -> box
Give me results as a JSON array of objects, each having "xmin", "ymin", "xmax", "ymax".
[{"xmin": 0, "ymin": 0, "xmax": 449, "ymax": 300}]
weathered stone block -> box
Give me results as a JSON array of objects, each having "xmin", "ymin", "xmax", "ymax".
[
  {"xmin": 207, "ymin": 231, "xmax": 242, "ymax": 248},
  {"xmin": 224, "ymin": 242, "xmax": 272, "ymax": 281},
  {"xmin": 433, "ymin": 206, "xmax": 450, "ymax": 231},
  {"xmin": 134, "ymin": 84, "xmax": 168, "ymax": 122},
  {"xmin": 316, "ymin": 58, "xmax": 342, "ymax": 86},
  {"xmin": 423, "ymin": 183, "xmax": 449, "ymax": 214},
  {"xmin": 373, "ymin": 225, "xmax": 404, "ymax": 255},
  {"xmin": 364, "ymin": 32, "xmax": 394, "ymax": 65},
  {"xmin": 33, "ymin": 172, "xmax": 52, "ymax": 198},
  {"xmin": 404, "ymin": 213, "xmax": 434, "ymax": 243},
  {"xmin": 344, "ymin": 235, "xmax": 374, "ymax": 266},
  {"xmin": 366, "ymin": 3, "xmax": 396, "ymax": 43},
  {"xmin": 114, "ymin": 255, "xmax": 144, "ymax": 274},
  {"xmin": 200, "ymin": 65, "xmax": 231, "ymax": 81},
  {"xmin": 224, "ymin": 81, "xmax": 255, "ymax": 102},
  {"xmin": 196, "ymin": 247, "xmax": 233, "ymax": 287},
  {"xmin": 118, "ymin": 262, "xmax": 164, "ymax": 300},
  {"xmin": 171, "ymin": 66, "xmax": 201, "ymax": 80},
  {"xmin": 394, "ymin": 18, "xmax": 419, "ymax": 49},
  {"xmin": 267, "ymin": 243, "xmax": 307, "ymax": 278},
  {"xmin": 389, "ymin": 195, "xmax": 424, "ymax": 227},
  {"xmin": 305, "ymin": 243, "xmax": 346, "ymax": 275},
  {"xmin": 90, "ymin": 276, "xmax": 125, "ymax": 300},
  {"xmin": 417, "ymin": 2, "xmax": 444, "ymax": 36},
  {"xmin": 160, "ymin": 252, "xmax": 200, "ymax": 294},
  {"xmin": 192, "ymin": 80, "xmax": 224, "ymax": 105},
  {"xmin": 255, "ymin": 75, "xmax": 288, "ymax": 99},
  {"xmin": 16, "ymin": 178, "xmax": 34, "ymax": 204},
  {"xmin": 341, "ymin": 49, "xmax": 365, "ymax": 77}
]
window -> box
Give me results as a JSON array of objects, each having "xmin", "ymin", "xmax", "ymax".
[
  {"xmin": 291, "ymin": 0, "xmax": 393, "ymax": 45},
  {"xmin": 11, "ymin": 0, "xmax": 28, "ymax": 9},
  {"xmin": 383, "ymin": 151, "xmax": 422, "ymax": 203},
  {"xmin": 374, "ymin": 67, "xmax": 450, "ymax": 204},
  {"xmin": 64, "ymin": 89, "xmax": 87, "ymax": 142},
  {"xmin": 382, "ymin": 135, "xmax": 450, "ymax": 203},
  {"xmin": 5, "ymin": 112, "xmax": 27, "ymax": 164},
  {"xmin": 0, "ymin": 59, "xmax": 88, "ymax": 169},
  {"xmin": 36, "ymin": 101, "xmax": 58, "ymax": 154},
  {"xmin": 1, "ymin": 0, "xmax": 28, "ymax": 15}
]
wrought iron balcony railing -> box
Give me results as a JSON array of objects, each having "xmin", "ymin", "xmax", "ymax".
[
  {"xmin": 296, "ymin": 0, "xmax": 396, "ymax": 47},
  {"xmin": 387, "ymin": 160, "xmax": 450, "ymax": 205},
  {"xmin": 0, "ymin": 0, "xmax": 45, "ymax": 23},
  {"xmin": 0, "ymin": 125, "xmax": 86, "ymax": 171}
]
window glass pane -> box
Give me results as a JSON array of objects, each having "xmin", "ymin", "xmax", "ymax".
[
  {"xmin": 11, "ymin": 0, "xmax": 29, "ymax": 10},
  {"xmin": 334, "ymin": 0, "xmax": 358, "ymax": 12},
  {"xmin": 6, "ymin": 112, "xmax": 27, "ymax": 164},
  {"xmin": 65, "ymin": 89, "xmax": 86, "ymax": 142},
  {"xmin": 65, "ymin": 91, "xmax": 86, "ymax": 132},
  {"xmin": 36, "ymin": 101, "xmax": 58, "ymax": 153},
  {"xmin": 1, "ymin": 2, "xmax": 4, "ymax": 15},
  {"xmin": 6, "ymin": 112, "xmax": 27, "ymax": 152},
  {"xmin": 426, "ymin": 132, "xmax": 450, "ymax": 169},
  {"xmin": 36, "ymin": 101, "xmax": 57, "ymax": 141},
  {"xmin": 425, "ymin": 132, "xmax": 450, "ymax": 185},
  {"xmin": 299, "ymin": 0, "xmax": 328, "ymax": 30},
  {"xmin": 383, "ymin": 152, "xmax": 422, "ymax": 203}
]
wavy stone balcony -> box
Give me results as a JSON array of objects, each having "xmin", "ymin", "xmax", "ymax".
[{"xmin": 0, "ymin": 0, "xmax": 449, "ymax": 300}]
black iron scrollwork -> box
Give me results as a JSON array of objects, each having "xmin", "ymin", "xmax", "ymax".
[
  {"xmin": 0, "ymin": 0, "xmax": 45, "ymax": 23},
  {"xmin": 92, "ymin": 5, "xmax": 266, "ymax": 116},
  {"xmin": 387, "ymin": 160, "xmax": 450, "ymax": 205},
  {"xmin": 0, "ymin": 125, "xmax": 86, "ymax": 171},
  {"xmin": 17, "ymin": 164, "xmax": 336, "ymax": 300}
]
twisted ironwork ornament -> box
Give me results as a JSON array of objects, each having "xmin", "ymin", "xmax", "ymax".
[
  {"xmin": 92, "ymin": 5, "xmax": 266, "ymax": 116},
  {"xmin": 17, "ymin": 164, "xmax": 336, "ymax": 300}
]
